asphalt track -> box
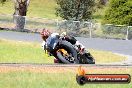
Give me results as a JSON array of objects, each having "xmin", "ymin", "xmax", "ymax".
[
  {"xmin": 0, "ymin": 63, "xmax": 132, "ymax": 67},
  {"xmin": 0, "ymin": 31, "xmax": 132, "ymax": 55},
  {"xmin": 0, "ymin": 31, "xmax": 132, "ymax": 65}
]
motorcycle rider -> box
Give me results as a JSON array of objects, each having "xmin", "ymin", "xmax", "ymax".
[{"xmin": 41, "ymin": 28, "xmax": 85, "ymax": 63}]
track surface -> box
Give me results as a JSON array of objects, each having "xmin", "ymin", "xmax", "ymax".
[
  {"xmin": 0, "ymin": 31, "xmax": 132, "ymax": 55},
  {"xmin": 0, "ymin": 31, "xmax": 132, "ymax": 65},
  {"xmin": 0, "ymin": 63, "xmax": 132, "ymax": 68}
]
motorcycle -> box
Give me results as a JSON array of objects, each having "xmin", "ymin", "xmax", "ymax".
[{"xmin": 45, "ymin": 35, "xmax": 95, "ymax": 64}]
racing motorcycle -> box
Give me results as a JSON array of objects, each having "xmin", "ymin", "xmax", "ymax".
[{"xmin": 45, "ymin": 36, "xmax": 95, "ymax": 64}]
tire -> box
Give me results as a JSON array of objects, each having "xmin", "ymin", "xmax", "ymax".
[
  {"xmin": 56, "ymin": 41, "xmax": 79, "ymax": 64},
  {"xmin": 83, "ymin": 53, "xmax": 95, "ymax": 64},
  {"xmin": 56, "ymin": 52, "xmax": 71, "ymax": 64}
]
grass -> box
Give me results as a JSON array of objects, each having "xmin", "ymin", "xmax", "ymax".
[
  {"xmin": 0, "ymin": 66, "xmax": 131, "ymax": 88},
  {"xmin": 0, "ymin": 0, "xmax": 106, "ymax": 21},
  {"xmin": 0, "ymin": 39, "xmax": 126, "ymax": 64},
  {"xmin": 0, "ymin": 0, "xmax": 58, "ymax": 19},
  {"xmin": 93, "ymin": 28, "xmax": 126, "ymax": 39},
  {"xmin": 0, "ymin": 0, "xmax": 58, "ymax": 29},
  {"xmin": 28, "ymin": 0, "xmax": 57, "ymax": 19},
  {"xmin": 0, "ymin": 71, "xmax": 75, "ymax": 88},
  {"xmin": 0, "ymin": 0, "xmax": 108, "ymax": 35},
  {"xmin": 0, "ymin": 39, "xmax": 54, "ymax": 63},
  {"xmin": 0, "ymin": 14, "xmax": 57, "ymax": 30},
  {"xmin": 89, "ymin": 49, "xmax": 126, "ymax": 64}
]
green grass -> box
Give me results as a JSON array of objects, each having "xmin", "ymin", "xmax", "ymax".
[
  {"xmin": 0, "ymin": 0, "xmax": 58, "ymax": 19},
  {"xmin": 0, "ymin": 0, "xmax": 106, "ymax": 21},
  {"xmin": 0, "ymin": 39, "xmax": 54, "ymax": 63},
  {"xmin": 0, "ymin": 67, "xmax": 131, "ymax": 88},
  {"xmin": 0, "ymin": 39, "xmax": 126, "ymax": 64},
  {"xmin": 0, "ymin": 0, "xmax": 59, "ymax": 29},
  {"xmin": 0, "ymin": 0, "xmax": 108, "ymax": 32},
  {"xmin": 27, "ymin": 0, "xmax": 58, "ymax": 19},
  {"xmin": 0, "ymin": 71, "xmax": 75, "ymax": 88},
  {"xmin": 89, "ymin": 49, "xmax": 126, "ymax": 64}
]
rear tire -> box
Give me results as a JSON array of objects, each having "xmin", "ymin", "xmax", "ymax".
[{"xmin": 83, "ymin": 53, "xmax": 95, "ymax": 64}]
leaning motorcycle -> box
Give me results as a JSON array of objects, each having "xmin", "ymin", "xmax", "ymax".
[{"xmin": 45, "ymin": 36, "xmax": 95, "ymax": 64}]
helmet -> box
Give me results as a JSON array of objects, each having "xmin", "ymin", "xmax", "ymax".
[{"xmin": 41, "ymin": 29, "xmax": 51, "ymax": 40}]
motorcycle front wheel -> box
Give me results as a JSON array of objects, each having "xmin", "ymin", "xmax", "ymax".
[{"xmin": 56, "ymin": 41, "xmax": 79, "ymax": 64}]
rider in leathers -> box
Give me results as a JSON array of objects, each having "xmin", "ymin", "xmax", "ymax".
[{"xmin": 40, "ymin": 29, "xmax": 85, "ymax": 63}]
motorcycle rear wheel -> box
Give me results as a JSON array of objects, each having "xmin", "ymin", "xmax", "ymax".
[{"xmin": 79, "ymin": 53, "xmax": 95, "ymax": 64}]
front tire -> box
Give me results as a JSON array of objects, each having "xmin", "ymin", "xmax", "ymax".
[{"xmin": 56, "ymin": 41, "xmax": 79, "ymax": 64}]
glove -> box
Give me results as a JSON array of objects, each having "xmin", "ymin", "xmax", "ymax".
[{"xmin": 60, "ymin": 32, "xmax": 66, "ymax": 37}]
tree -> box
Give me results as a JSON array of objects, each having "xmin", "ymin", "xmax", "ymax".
[
  {"xmin": 103, "ymin": 0, "xmax": 132, "ymax": 26},
  {"xmin": 0, "ymin": 0, "xmax": 6, "ymax": 4},
  {"xmin": 56, "ymin": 0, "xmax": 95, "ymax": 21},
  {"xmin": 0, "ymin": 0, "xmax": 30, "ymax": 31},
  {"xmin": 13, "ymin": 0, "xmax": 30, "ymax": 31}
]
